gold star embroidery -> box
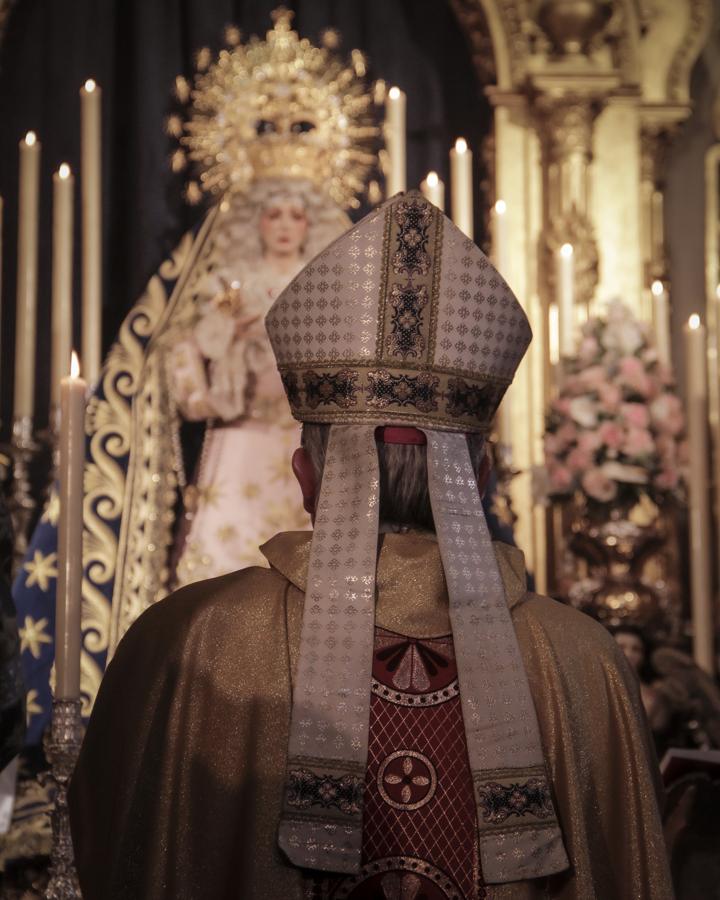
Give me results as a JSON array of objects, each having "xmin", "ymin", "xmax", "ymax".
[
  {"xmin": 25, "ymin": 689, "xmax": 43, "ymax": 725},
  {"xmin": 242, "ymin": 483, "xmax": 261, "ymax": 500},
  {"xmin": 216, "ymin": 525, "xmax": 238, "ymax": 544},
  {"xmin": 19, "ymin": 616, "xmax": 53, "ymax": 659},
  {"xmin": 198, "ymin": 483, "xmax": 221, "ymax": 507},
  {"xmin": 23, "ymin": 550, "xmax": 58, "ymax": 592},
  {"xmin": 41, "ymin": 489, "xmax": 60, "ymax": 527}
]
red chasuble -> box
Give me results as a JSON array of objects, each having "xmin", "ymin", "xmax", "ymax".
[{"xmin": 309, "ymin": 627, "xmax": 485, "ymax": 899}]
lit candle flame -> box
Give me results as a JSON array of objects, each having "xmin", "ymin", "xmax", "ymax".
[
  {"xmin": 560, "ymin": 243, "xmax": 573, "ymax": 258},
  {"xmin": 426, "ymin": 171, "xmax": 439, "ymax": 188},
  {"xmin": 58, "ymin": 163, "xmax": 71, "ymax": 179},
  {"xmin": 25, "ymin": 131, "xmax": 37, "ymax": 146},
  {"xmin": 689, "ymin": 314, "xmax": 701, "ymax": 330},
  {"xmin": 495, "ymin": 199, "xmax": 507, "ymax": 215},
  {"xmin": 455, "ymin": 137, "xmax": 468, "ymax": 154},
  {"xmin": 388, "ymin": 86, "xmax": 401, "ymax": 101},
  {"xmin": 651, "ymin": 280, "xmax": 664, "ymax": 296},
  {"xmin": 84, "ymin": 79, "xmax": 97, "ymax": 93},
  {"xmin": 71, "ymin": 351, "xmax": 81, "ymax": 378}
]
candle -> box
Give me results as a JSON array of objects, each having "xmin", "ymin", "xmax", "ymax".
[
  {"xmin": 385, "ymin": 86, "xmax": 406, "ymax": 196},
  {"xmin": 548, "ymin": 303, "xmax": 560, "ymax": 366},
  {"xmin": 14, "ymin": 131, "xmax": 41, "ymax": 421},
  {"xmin": 55, "ymin": 351, "xmax": 86, "ymax": 698},
  {"xmin": 493, "ymin": 200, "xmax": 511, "ymax": 443},
  {"xmin": 684, "ymin": 315, "xmax": 714, "ymax": 674},
  {"xmin": 420, "ymin": 171, "xmax": 444, "ymax": 209},
  {"xmin": 557, "ymin": 243, "xmax": 575, "ymax": 358},
  {"xmin": 493, "ymin": 199, "xmax": 508, "ymax": 273},
  {"xmin": 651, "ymin": 280, "xmax": 671, "ymax": 366},
  {"xmin": 450, "ymin": 137, "xmax": 473, "ymax": 239},
  {"xmin": 81, "ymin": 79, "xmax": 102, "ymax": 384},
  {"xmin": 51, "ymin": 164, "xmax": 74, "ymax": 413}
]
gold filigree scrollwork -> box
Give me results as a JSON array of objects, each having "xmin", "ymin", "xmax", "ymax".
[
  {"xmin": 536, "ymin": 0, "xmax": 613, "ymax": 57},
  {"xmin": 110, "ymin": 210, "xmax": 221, "ymax": 654},
  {"xmin": 81, "ymin": 229, "xmax": 197, "ymax": 694},
  {"xmin": 449, "ymin": 0, "xmax": 530, "ymax": 88},
  {"xmin": 639, "ymin": 122, "xmax": 675, "ymax": 284},
  {"xmin": 667, "ymin": 0, "xmax": 713, "ymax": 103},
  {"xmin": 536, "ymin": 94, "xmax": 601, "ymax": 310}
]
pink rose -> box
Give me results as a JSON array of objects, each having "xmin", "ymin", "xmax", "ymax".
[
  {"xmin": 655, "ymin": 469, "xmax": 679, "ymax": 491},
  {"xmin": 650, "ymin": 394, "xmax": 684, "ymax": 436},
  {"xmin": 579, "ymin": 365, "xmax": 607, "ymax": 392},
  {"xmin": 620, "ymin": 402, "xmax": 650, "ymax": 429},
  {"xmin": 567, "ymin": 447, "xmax": 593, "ymax": 473},
  {"xmin": 598, "ymin": 421, "xmax": 623, "ymax": 450},
  {"xmin": 552, "ymin": 396, "xmax": 572, "ymax": 416},
  {"xmin": 556, "ymin": 422, "xmax": 578, "ymax": 447},
  {"xmin": 578, "ymin": 336, "xmax": 600, "ymax": 362},
  {"xmin": 622, "ymin": 427, "xmax": 654, "ymax": 458},
  {"xmin": 598, "ymin": 383, "xmax": 621, "ymax": 414},
  {"xmin": 578, "ymin": 430, "xmax": 603, "ymax": 453},
  {"xmin": 582, "ymin": 467, "xmax": 618, "ymax": 503},
  {"xmin": 618, "ymin": 356, "xmax": 652, "ymax": 397},
  {"xmin": 544, "ymin": 433, "xmax": 558, "ymax": 456},
  {"xmin": 549, "ymin": 465, "xmax": 574, "ymax": 493}
]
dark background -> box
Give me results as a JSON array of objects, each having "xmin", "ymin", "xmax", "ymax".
[{"xmin": 0, "ymin": 0, "xmax": 491, "ymax": 434}]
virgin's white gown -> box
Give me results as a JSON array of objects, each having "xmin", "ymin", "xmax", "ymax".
[{"xmin": 170, "ymin": 259, "xmax": 307, "ymax": 586}]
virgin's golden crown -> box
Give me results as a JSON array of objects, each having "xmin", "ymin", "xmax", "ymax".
[{"xmin": 170, "ymin": 9, "xmax": 378, "ymax": 209}]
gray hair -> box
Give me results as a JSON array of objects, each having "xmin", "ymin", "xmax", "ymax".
[{"xmin": 302, "ymin": 423, "xmax": 487, "ymax": 532}]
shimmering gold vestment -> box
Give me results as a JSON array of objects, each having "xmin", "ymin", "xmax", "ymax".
[{"xmin": 69, "ymin": 532, "xmax": 673, "ymax": 899}]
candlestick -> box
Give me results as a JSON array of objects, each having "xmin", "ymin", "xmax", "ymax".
[
  {"xmin": 684, "ymin": 315, "xmax": 714, "ymax": 674},
  {"xmin": 557, "ymin": 243, "xmax": 575, "ymax": 358},
  {"xmin": 51, "ymin": 165, "xmax": 75, "ymax": 416},
  {"xmin": 14, "ymin": 131, "xmax": 41, "ymax": 421},
  {"xmin": 420, "ymin": 171, "xmax": 444, "ymax": 209},
  {"xmin": 450, "ymin": 138, "xmax": 473, "ymax": 239},
  {"xmin": 45, "ymin": 698, "xmax": 82, "ymax": 899},
  {"xmin": 385, "ymin": 86, "xmax": 406, "ymax": 196},
  {"xmin": 55, "ymin": 352, "xmax": 86, "ymax": 699},
  {"xmin": 651, "ymin": 280, "xmax": 671, "ymax": 366},
  {"xmin": 81, "ymin": 79, "xmax": 102, "ymax": 385}
]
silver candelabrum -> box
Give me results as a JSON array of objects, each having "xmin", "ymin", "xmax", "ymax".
[{"xmin": 44, "ymin": 698, "xmax": 83, "ymax": 900}]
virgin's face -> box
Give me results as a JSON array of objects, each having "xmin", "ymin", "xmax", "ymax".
[
  {"xmin": 259, "ymin": 200, "xmax": 308, "ymax": 257},
  {"xmin": 614, "ymin": 632, "xmax": 645, "ymax": 673}
]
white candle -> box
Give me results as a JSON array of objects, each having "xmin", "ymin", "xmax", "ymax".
[
  {"xmin": 651, "ymin": 280, "xmax": 671, "ymax": 366},
  {"xmin": 493, "ymin": 200, "xmax": 512, "ymax": 443},
  {"xmin": 450, "ymin": 138, "xmax": 473, "ymax": 239},
  {"xmin": 14, "ymin": 131, "xmax": 41, "ymax": 421},
  {"xmin": 81, "ymin": 79, "xmax": 102, "ymax": 385},
  {"xmin": 557, "ymin": 243, "xmax": 575, "ymax": 358},
  {"xmin": 684, "ymin": 314, "xmax": 714, "ymax": 674},
  {"xmin": 420, "ymin": 171, "xmax": 444, "ymax": 209},
  {"xmin": 51, "ymin": 164, "xmax": 75, "ymax": 412},
  {"xmin": 385, "ymin": 86, "xmax": 406, "ymax": 196},
  {"xmin": 55, "ymin": 351, "xmax": 86, "ymax": 698},
  {"xmin": 493, "ymin": 199, "xmax": 508, "ymax": 273}
]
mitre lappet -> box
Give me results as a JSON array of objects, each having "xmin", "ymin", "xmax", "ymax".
[{"xmin": 265, "ymin": 191, "xmax": 570, "ymax": 884}]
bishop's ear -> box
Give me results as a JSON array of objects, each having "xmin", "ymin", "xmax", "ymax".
[
  {"xmin": 292, "ymin": 447, "xmax": 317, "ymax": 518},
  {"xmin": 476, "ymin": 447, "xmax": 492, "ymax": 499}
]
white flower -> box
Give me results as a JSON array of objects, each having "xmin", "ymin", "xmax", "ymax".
[
  {"xmin": 569, "ymin": 396, "xmax": 598, "ymax": 428},
  {"xmin": 601, "ymin": 461, "xmax": 648, "ymax": 484}
]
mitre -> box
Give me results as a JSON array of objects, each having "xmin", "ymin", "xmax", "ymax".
[{"xmin": 266, "ymin": 191, "xmax": 568, "ymax": 884}]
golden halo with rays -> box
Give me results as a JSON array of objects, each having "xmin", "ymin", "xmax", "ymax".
[{"xmin": 168, "ymin": 7, "xmax": 378, "ymax": 209}]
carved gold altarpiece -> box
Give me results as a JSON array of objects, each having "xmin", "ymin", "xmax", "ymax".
[{"xmin": 451, "ymin": 0, "xmax": 713, "ymax": 593}]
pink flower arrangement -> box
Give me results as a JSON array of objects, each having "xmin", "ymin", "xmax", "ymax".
[{"xmin": 544, "ymin": 300, "xmax": 686, "ymax": 508}]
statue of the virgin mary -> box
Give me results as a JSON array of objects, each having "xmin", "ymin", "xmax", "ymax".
[{"xmin": 14, "ymin": 9, "xmax": 377, "ymax": 744}]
